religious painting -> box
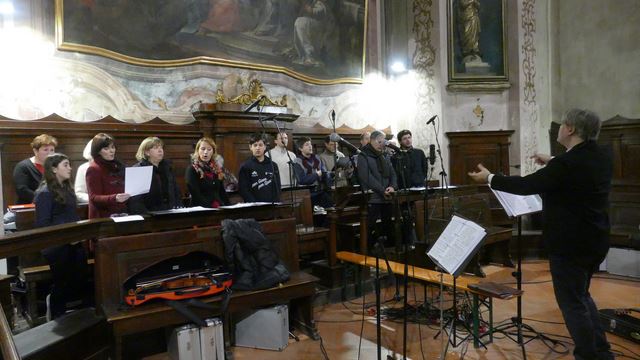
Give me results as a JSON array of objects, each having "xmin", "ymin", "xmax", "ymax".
[
  {"xmin": 55, "ymin": 0, "xmax": 367, "ymax": 85},
  {"xmin": 446, "ymin": 0, "xmax": 508, "ymax": 91}
]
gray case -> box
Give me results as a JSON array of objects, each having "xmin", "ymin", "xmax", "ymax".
[
  {"xmin": 234, "ymin": 304, "xmax": 289, "ymax": 351},
  {"xmin": 200, "ymin": 318, "xmax": 225, "ymax": 360},
  {"xmin": 168, "ymin": 324, "xmax": 200, "ymax": 360},
  {"xmin": 168, "ymin": 318, "xmax": 224, "ymax": 360}
]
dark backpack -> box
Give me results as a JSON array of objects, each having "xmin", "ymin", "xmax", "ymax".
[{"xmin": 222, "ymin": 218, "xmax": 290, "ymax": 290}]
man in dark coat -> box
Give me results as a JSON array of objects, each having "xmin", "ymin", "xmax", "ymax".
[
  {"xmin": 469, "ymin": 109, "xmax": 614, "ymax": 360},
  {"xmin": 357, "ymin": 131, "xmax": 397, "ymax": 249}
]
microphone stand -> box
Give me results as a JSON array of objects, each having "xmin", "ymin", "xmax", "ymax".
[
  {"xmin": 254, "ymin": 106, "xmax": 278, "ymax": 205},
  {"xmin": 269, "ymin": 116, "xmax": 297, "ymax": 219},
  {"xmin": 429, "ymin": 117, "xmax": 450, "ymax": 217}
]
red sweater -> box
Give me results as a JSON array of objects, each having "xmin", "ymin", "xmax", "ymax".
[{"xmin": 86, "ymin": 160, "xmax": 127, "ymax": 219}]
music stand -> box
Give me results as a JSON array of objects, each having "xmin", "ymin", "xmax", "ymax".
[
  {"xmin": 488, "ymin": 188, "xmax": 556, "ymax": 359},
  {"xmin": 427, "ymin": 215, "xmax": 488, "ymax": 355}
]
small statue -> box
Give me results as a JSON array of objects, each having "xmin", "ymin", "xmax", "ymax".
[{"xmin": 457, "ymin": 0, "xmax": 482, "ymax": 63}]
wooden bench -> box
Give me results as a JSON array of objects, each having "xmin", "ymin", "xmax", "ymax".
[
  {"xmin": 95, "ymin": 217, "xmax": 319, "ymax": 359},
  {"xmin": 18, "ymin": 259, "xmax": 94, "ymax": 326},
  {"xmin": 12, "ymin": 308, "xmax": 108, "ymax": 360},
  {"xmin": 280, "ymin": 187, "xmax": 331, "ymax": 257}
]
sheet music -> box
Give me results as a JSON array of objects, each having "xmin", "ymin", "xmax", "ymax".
[
  {"xmin": 149, "ymin": 206, "xmax": 218, "ymax": 215},
  {"xmin": 427, "ymin": 215, "xmax": 486, "ymax": 276},
  {"xmin": 490, "ymin": 188, "xmax": 542, "ymax": 217},
  {"xmin": 125, "ymin": 166, "xmax": 153, "ymax": 196},
  {"xmin": 218, "ymin": 202, "xmax": 278, "ymax": 209},
  {"xmin": 111, "ymin": 215, "xmax": 144, "ymax": 223}
]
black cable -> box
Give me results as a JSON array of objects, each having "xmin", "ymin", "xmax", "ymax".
[{"xmin": 319, "ymin": 334, "xmax": 330, "ymax": 360}]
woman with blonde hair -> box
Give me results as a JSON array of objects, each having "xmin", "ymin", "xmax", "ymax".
[
  {"xmin": 185, "ymin": 137, "xmax": 230, "ymax": 208},
  {"xmin": 128, "ymin": 137, "xmax": 182, "ymax": 214}
]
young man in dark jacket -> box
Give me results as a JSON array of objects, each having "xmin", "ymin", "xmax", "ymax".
[
  {"xmin": 469, "ymin": 109, "xmax": 614, "ymax": 360},
  {"xmin": 391, "ymin": 129, "xmax": 428, "ymax": 188},
  {"xmin": 238, "ymin": 133, "xmax": 281, "ymax": 203}
]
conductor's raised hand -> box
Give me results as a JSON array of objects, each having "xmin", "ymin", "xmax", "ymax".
[
  {"xmin": 468, "ymin": 164, "xmax": 491, "ymax": 184},
  {"xmin": 530, "ymin": 153, "xmax": 551, "ymax": 166}
]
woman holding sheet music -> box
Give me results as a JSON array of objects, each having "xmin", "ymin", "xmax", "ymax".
[
  {"xmin": 86, "ymin": 133, "xmax": 131, "ymax": 219},
  {"xmin": 128, "ymin": 137, "xmax": 182, "ymax": 214},
  {"xmin": 468, "ymin": 109, "xmax": 614, "ymax": 360}
]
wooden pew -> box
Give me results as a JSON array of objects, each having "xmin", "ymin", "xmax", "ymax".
[{"xmin": 94, "ymin": 217, "xmax": 319, "ymax": 359}]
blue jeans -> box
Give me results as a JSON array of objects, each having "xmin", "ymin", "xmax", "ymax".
[{"xmin": 549, "ymin": 255, "xmax": 614, "ymax": 360}]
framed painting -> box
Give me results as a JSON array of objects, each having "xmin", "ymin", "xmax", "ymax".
[
  {"xmin": 55, "ymin": 0, "xmax": 367, "ymax": 85},
  {"xmin": 446, "ymin": 0, "xmax": 509, "ymax": 91}
]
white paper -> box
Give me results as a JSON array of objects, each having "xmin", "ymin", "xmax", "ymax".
[
  {"xmin": 125, "ymin": 166, "xmax": 153, "ymax": 196},
  {"xmin": 427, "ymin": 215, "xmax": 486, "ymax": 276},
  {"xmin": 490, "ymin": 188, "xmax": 543, "ymax": 217},
  {"xmin": 111, "ymin": 215, "xmax": 144, "ymax": 223},
  {"xmin": 218, "ymin": 202, "xmax": 277, "ymax": 209}
]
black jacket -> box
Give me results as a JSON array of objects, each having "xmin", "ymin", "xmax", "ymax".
[
  {"xmin": 128, "ymin": 159, "xmax": 182, "ymax": 214},
  {"xmin": 221, "ymin": 218, "xmax": 289, "ymax": 290},
  {"xmin": 392, "ymin": 147, "xmax": 427, "ymax": 188},
  {"xmin": 238, "ymin": 156, "xmax": 281, "ymax": 203},
  {"xmin": 491, "ymin": 141, "xmax": 612, "ymax": 263},
  {"xmin": 185, "ymin": 162, "xmax": 230, "ymax": 208},
  {"xmin": 357, "ymin": 144, "xmax": 397, "ymax": 203},
  {"xmin": 13, "ymin": 158, "xmax": 42, "ymax": 204}
]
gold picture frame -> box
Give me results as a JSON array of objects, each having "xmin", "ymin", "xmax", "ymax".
[
  {"xmin": 55, "ymin": 0, "xmax": 367, "ymax": 85},
  {"xmin": 446, "ymin": 0, "xmax": 509, "ymax": 92}
]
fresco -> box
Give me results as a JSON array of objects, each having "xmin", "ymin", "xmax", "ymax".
[{"xmin": 56, "ymin": 0, "xmax": 367, "ymax": 84}]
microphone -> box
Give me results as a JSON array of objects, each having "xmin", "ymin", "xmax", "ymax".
[
  {"xmin": 330, "ymin": 110, "xmax": 336, "ymax": 123},
  {"xmin": 384, "ymin": 140, "xmax": 400, "ymax": 152},
  {"xmin": 244, "ymin": 95, "xmax": 266, "ymax": 113},
  {"xmin": 426, "ymin": 114, "xmax": 437, "ymax": 125},
  {"xmin": 429, "ymin": 144, "xmax": 436, "ymax": 165},
  {"xmin": 330, "ymin": 133, "xmax": 361, "ymax": 154}
]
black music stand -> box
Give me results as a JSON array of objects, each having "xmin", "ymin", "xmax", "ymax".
[
  {"xmin": 427, "ymin": 214, "xmax": 488, "ymax": 354},
  {"xmin": 488, "ymin": 189, "xmax": 559, "ymax": 359}
]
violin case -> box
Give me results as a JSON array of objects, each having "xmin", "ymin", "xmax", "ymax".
[{"xmin": 122, "ymin": 251, "xmax": 232, "ymax": 306}]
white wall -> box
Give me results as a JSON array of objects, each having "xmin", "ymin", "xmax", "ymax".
[{"xmin": 553, "ymin": 0, "xmax": 640, "ymax": 120}]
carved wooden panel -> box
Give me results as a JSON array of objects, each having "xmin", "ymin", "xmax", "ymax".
[{"xmin": 446, "ymin": 130, "xmax": 514, "ymax": 185}]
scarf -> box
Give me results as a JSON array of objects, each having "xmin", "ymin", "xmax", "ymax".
[
  {"xmin": 94, "ymin": 155, "xmax": 124, "ymax": 175},
  {"xmin": 192, "ymin": 159, "xmax": 224, "ymax": 181}
]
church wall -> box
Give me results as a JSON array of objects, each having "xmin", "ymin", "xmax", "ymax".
[{"xmin": 553, "ymin": 0, "xmax": 640, "ymax": 121}]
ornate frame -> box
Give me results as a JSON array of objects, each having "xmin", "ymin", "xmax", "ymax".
[
  {"xmin": 54, "ymin": 0, "xmax": 367, "ymax": 85},
  {"xmin": 446, "ymin": 0, "xmax": 509, "ymax": 92}
]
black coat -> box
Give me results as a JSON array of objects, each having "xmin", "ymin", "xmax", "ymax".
[
  {"xmin": 392, "ymin": 147, "xmax": 428, "ymax": 188},
  {"xmin": 13, "ymin": 158, "xmax": 42, "ymax": 204},
  {"xmin": 128, "ymin": 159, "xmax": 182, "ymax": 214},
  {"xmin": 357, "ymin": 144, "xmax": 397, "ymax": 203},
  {"xmin": 491, "ymin": 141, "xmax": 613, "ymax": 263},
  {"xmin": 185, "ymin": 162, "xmax": 230, "ymax": 208},
  {"xmin": 221, "ymin": 218, "xmax": 289, "ymax": 290}
]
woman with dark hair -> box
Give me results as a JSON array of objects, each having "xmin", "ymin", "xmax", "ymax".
[
  {"xmin": 128, "ymin": 137, "xmax": 182, "ymax": 214},
  {"xmin": 185, "ymin": 137, "xmax": 230, "ymax": 208},
  {"xmin": 85, "ymin": 133, "xmax": 130, "ymax": 219},
  {"xmin": 34, "ymin": 153, "xmax": 89, "ymax": 319},
  {"xmin": 13, "ymin": 134, "xmax": 58, "ymax": 204}
]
